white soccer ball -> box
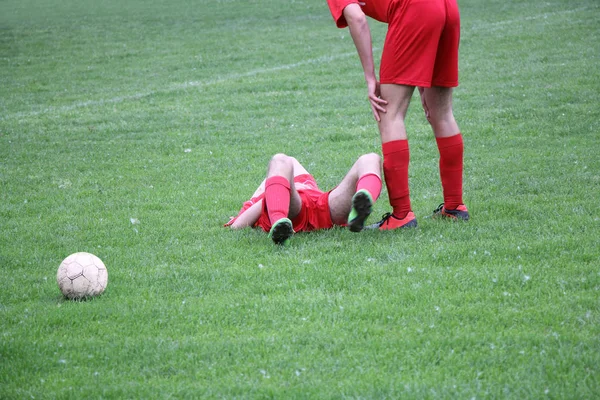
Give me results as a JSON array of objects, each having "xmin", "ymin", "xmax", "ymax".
[{"xmin": 56, "ymin": 252, "xmax": 108, "ymax": 299}]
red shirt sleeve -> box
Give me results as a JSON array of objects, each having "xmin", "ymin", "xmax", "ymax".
[
  {"xmin": 326, "ymin": 0, "xmax": 359, "ymax": 28},
  {"xmin": 327, "ymin": 1, "xmax": 391, "ymax": 26}
]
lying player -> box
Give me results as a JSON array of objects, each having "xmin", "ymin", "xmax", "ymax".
[{"xmin": 225, "ymin": 153, "xmax": 383, "ymax": 245}]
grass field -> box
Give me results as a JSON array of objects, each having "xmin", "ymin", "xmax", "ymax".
[{"xmin": 1, "ymin": 0, "xmax": 599, "ymax": 398}]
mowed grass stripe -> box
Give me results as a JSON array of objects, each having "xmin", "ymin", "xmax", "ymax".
[{"xmin": 1, "ymin": 4, "xmax": 596, "ymax": 121}]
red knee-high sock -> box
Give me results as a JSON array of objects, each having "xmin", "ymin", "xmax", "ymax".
[
  {"xmin": 356, "ymin": 173, "xmax": 382, "ymax": 201},
  {"xmin": 382, "ymin": 140, "xmax": 411, "ymax": 218},
  {"xmin": 265, "ymin": 176, "xmax": 291, "ymax": 224},
  {"xmin": 436, "ymin": 133, "xmax": 464, "ymax": 210}
]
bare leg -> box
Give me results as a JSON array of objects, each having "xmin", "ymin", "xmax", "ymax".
[
  {"xmin": 419, "ymin": 86, "xmax": 460, "ymax": 138},
  {"xmin": 378, "ymin": 84, "xmax": 415, "ymax": 143},
  {"xmin": 328, "ymin": 153, "xmax": 381, "ymax": 225}
]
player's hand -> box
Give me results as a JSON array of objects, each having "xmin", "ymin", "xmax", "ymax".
[
  {"xmin": 367, "ymin": 80, "xmax": 387, "ymax": 122},
  {"xmin": 418, "ymin": 86, "xmax": 431, "ymax": 122}
]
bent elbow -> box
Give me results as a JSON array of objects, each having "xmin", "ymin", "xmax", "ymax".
[{"xmin": 343, "ymin": 4, "xmax": 368, "ymax": 28}]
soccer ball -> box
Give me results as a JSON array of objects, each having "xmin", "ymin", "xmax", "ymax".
[{"xmin": 56, "ymin": 252, "xmax": 108, "ymax": 299}]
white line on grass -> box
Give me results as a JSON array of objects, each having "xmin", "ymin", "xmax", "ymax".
[
  {"xmin": 1, "ymin": 52, "xmax": 360, "ymax": 121},
  {"xmin": 467, "ymin": 6, "xmax": 593, "ymax": 32},
  {"xmin": 1, "ymin": 6, "xmax": 596, "ymax": 121}
]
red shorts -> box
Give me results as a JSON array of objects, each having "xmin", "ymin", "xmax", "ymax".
[{"xmin": 380, "ymin": 0, "xmax": 460, "ymax": 87}]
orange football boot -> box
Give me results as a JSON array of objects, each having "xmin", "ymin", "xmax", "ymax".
[
  {"xmin": 432, "ymin": 203, "xmax": 469, "ymax": 221},
  {"xmin": 367, "ymin": 212, "xmax": 417, "ymax": 230}
]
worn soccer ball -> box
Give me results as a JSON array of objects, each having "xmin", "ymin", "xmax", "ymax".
[{"xmin": 56, "ymin": 252, "xmax": 108, "ymax": 299}]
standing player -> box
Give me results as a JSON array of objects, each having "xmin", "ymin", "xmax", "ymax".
[
  {"xmin": 325, "ymin": 0, "xmax": 469, "ymax": 230},
  {"xmin": 225, "ymin": 153, "xmax": 383, "ymax": 245}
]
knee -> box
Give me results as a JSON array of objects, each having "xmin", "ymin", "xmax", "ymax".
[
  {"xmin": 269, "ymin": 153, "xmax": 294, "ymax": 169},
  {"xmin": 427, "ymin": 110, "xmax": 455, "ymax": 124},
  {"xmin": 361, "ymin": 152, "xmax": 381, "ymax": 163},
  {"xmin": 427, "ymin": 111, "xmax": 458, "ymax": 135},
  {"xmin": 270, "ymin": 153, "xmax": 291, "ymax": 163},
  {"xmin": 358, "ymin": 152, "xmax": 381, "ymax": 167}
]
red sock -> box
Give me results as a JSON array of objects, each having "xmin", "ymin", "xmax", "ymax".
[
  {"xmin": 382, "ymin": 140, "xmax": 411, "ymax": 218},
  {"xmin": 356, "ymin": 173, "xmax": 382, "ymax": 201},
  {"xmin": 264, "ymin": 176, "xmax": 291, "ymax": 224},
  {"xmin": 436, "ymin": 133, "xmax": 464, "ymax": 210}
]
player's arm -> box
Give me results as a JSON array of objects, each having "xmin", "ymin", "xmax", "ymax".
[
  {"xmin": 229, "ymin": 200, "xmax": 263, "ymax": 229},
  {"xmin": 343, "ymin": 3, "xmax": 387, "ymax": 121}
]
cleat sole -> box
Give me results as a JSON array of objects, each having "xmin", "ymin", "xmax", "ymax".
[
  {"xmin": 268, "ymin": 218, "xmax": 294, "ymax": 245},
  {"xmin": 348, "ymin": 190, "xmax": 373, "ymax": 232}
]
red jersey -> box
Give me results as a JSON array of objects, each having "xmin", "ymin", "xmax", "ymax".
[
  {"xmin": 326, "ymin": 0, "xmax": 390, "ymax": 27},
  {"xmin": 326, "ymin": 0, "xmax": 460, "ymax": 87}
]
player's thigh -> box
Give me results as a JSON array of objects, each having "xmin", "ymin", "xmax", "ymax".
[
  {"xmin": 327, "ymin": 170, "xmax": 359, "ymax": 225},
  {"xmin": 289, "ymin": 157, "xmax": 310, "ymax": 218},
  {"xmin": 291, "ymin": 157, "xmax": 310, "ymax": 177},
  {"xmin": 288, "ymin": 186, "xmax": 303, "ymax": 220}
]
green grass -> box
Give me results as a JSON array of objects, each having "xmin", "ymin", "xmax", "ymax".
[{"xmin": 1, "ymin": 0, "xmax": 599, "ymax": 398}]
